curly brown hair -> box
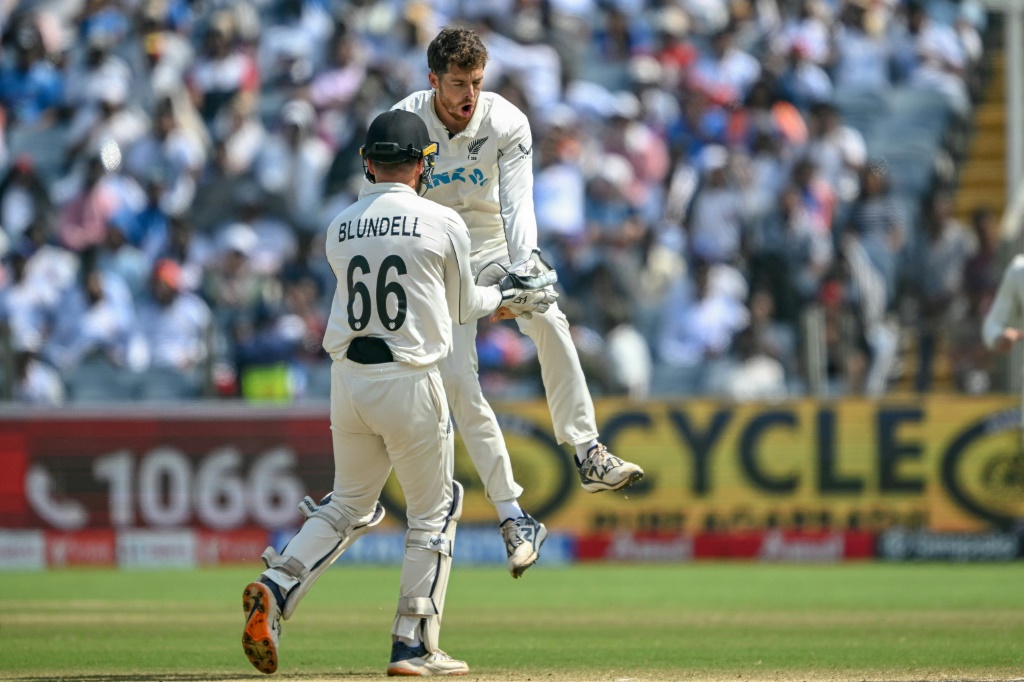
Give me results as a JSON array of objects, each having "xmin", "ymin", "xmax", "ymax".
[{"xmin": 427, "ymin": 27, "xmax": 488, "ymax": 75}]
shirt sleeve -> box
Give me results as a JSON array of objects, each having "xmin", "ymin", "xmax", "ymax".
[
  {"xmin": 983, "ymin": 255, "xmax": 1024, "ymax": 349},
  {"xmin": 444, "ymin": 214, "xmax": 501, "ymax": 324},
  {"xmin": 497, "ymin": 110, "xmax": 539, "ymax": 264}
]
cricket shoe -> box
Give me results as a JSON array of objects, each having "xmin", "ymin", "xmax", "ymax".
[
  {"xmin": 242, "ymin": 580, "xmax": 282, "ymax": 674},
  {"xmin": 387, "ymin": 641, "xmax": 470, "ymax": 676},
  {"xmin": 577, "ymin": 443, "xmax": 644, "ymax": 493},
  {"xmin": 499, "ymin": 513, "xmax": 548, "ymax": 578}
]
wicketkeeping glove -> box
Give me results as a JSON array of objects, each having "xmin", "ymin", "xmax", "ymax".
[{"xmin": 497, "ymin": 269, "xmax": 559, "ymax": 319}]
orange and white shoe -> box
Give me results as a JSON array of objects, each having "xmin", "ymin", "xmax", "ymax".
[
  {"xmin": 387, "ymin": 641, "xmax": 469, "ymax": 676},
  {"xmin": 242, "ymin": 581, "xmax": 282, "ymax": 674}
]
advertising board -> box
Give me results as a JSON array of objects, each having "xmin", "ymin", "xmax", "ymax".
[{"xmin": 1, "ymin": 397, "xmax": 1021, "ymax": 538}]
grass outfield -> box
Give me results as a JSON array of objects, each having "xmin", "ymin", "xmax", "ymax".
[{"xmin": 2, "ymin": 563, "xmax": 1023, "ymax": 682}]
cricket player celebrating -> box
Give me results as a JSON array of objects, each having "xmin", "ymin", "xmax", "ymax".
[
  {"xmin": 241, "ymin": 110, "xmax": 557, "ymax": 677},
  {"xmin": 389, "ymin": 27, "xmax": 645, "ymax": 577}
]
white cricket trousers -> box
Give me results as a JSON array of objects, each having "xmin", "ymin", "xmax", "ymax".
[
  {"xmin": 439, "ymin": 301, "xmax": 598, "ymax": 504},
  {"xmin": 329, "ymin": 360, "xmax": 453, "ymax": 535}
]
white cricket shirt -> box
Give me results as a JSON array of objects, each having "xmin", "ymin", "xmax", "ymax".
[
  {"xmin": 322, "ymin": 183, "xmax": 502, "ymax": 367},
  {"xmin": 391, "ymin": 90, "xmax": 539, "ymax": 266}
]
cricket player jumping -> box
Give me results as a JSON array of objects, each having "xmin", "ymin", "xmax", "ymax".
[
  {"xmin": 391, "ymin": 27, "xmax": 645, "ymax": 577},
  {"xmin": 241, "ymin": 110, "xmax": 558, "ymax": 677}
]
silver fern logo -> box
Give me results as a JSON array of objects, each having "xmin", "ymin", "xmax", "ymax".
[{"xmin": 468, "ymin": 136, "xmax": 488, "ymax": 160}]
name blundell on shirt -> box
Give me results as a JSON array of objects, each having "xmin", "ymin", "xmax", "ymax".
[{"xmin": 338, "ymin": 215, "xmax": 422, "ymax": 242}]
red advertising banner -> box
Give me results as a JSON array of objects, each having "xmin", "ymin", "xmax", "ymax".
[
  {"xmin": 45, "ymin": 530, "xmax": 116, "ymax": 567},
  {"xmin": 576, "ymin": 530, "xmax": 876, "ymax": 562},
  {"xmin": 695, "ymin": 530, "xmax": 876, "ymax": 560},
  {"xmin": 0, "ymin": 406, "xmax": 334, "ymax": 532}
]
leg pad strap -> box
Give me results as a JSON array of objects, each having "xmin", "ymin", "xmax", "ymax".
[
  {"xmin": 407, "ymin": 529, "xmax": 453, "ymax": 557},
  {"xmin": 397, "ymin": 597, "xmax": 438, "ymax": 617}
]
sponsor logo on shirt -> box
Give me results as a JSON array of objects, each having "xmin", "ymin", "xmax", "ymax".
[{"xmin": 430, "ymin": 167, "xmax": 488, "ymax": 188}]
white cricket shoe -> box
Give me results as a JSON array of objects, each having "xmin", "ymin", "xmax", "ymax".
[
  {"xmin": 242, "ymin": 580, "xmax": 282, "ymax": 674},
  {"xmin": 387, "ymin": 641, "xmax": 470, "ymax": 676},
  {"xmin": 499, "ymin": 513, "xmax": 548, "ymax": 578},
  {"xmin": 577, "ymin": 443, "xmax": 644, "ymax": 493}
]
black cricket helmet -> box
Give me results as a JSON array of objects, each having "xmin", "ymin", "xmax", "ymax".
[{"xmin": 360, "ymin": 110, "xmax": 438, "ymax": 191}]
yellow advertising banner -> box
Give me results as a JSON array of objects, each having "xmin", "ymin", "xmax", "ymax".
[{"xmin": 382, "ymin": 396, "xmax": 1024, "ymax": 533}]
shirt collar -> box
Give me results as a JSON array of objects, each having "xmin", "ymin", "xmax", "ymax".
[{"xmin": 363, "ymin": 182, "xmax": 418, "ymax": 197}]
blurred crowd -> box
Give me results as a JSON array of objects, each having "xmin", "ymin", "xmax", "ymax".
[{"xmin": 0, "ymin": 0, "xmax": 1000, "ymax": 405}]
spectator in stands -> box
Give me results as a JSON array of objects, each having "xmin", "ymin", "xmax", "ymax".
[
  {"xmin": 0, "ymin": 248, "xmax": 49, "ymax": 357},
  {"xmin": 124, "ymin": 94, "xmax": 208, "ymax": 217},
  {"xmin": 957, "ymin": 206, "xmax": 1001, "ymax": 393},
  {"xmin": 44, "ymin": 250, "xmax": 136, "ymax": 374},
  {"xmin": 687, "ymin": 145, "xmax": 748, "ymax": 265},
  {"xmin": 20, "ymin": 219, "xmax": 79, "ymax": 302},
  {"xmin": 0, "ymin": 19, "xmax": 63, "ymax": 126},
  {"xmin": 134, "ymin": 4, "xmax": 195, "ymax": 111},
  {"xmin": 845, "ymin": 161, "xmax": 905, "ymax": 304},
  {"xmin": 605, "ymin": 306, "xmax": 653, "ymax": 401},
  {"xmin": 57, "ymin": 155, "xmax": 118, "ymax": 253},
  {"xmin": 738, "ymin": 131, "xmax": 787, "ymax": 220},
  {"xmin": 203, "ymin": 222, "xmax": 269, "ymax": 329},
  {"xmin": 775, "ymin": 0, "xmax": 831, "ymax": 68},
  {"xmin": 777, "ymin": 41, "xmax": 834, "ymax": 112},
  {"xmin": 211, "ymin": 91, "xmax": 266, "ymax": 177},
  {"xmin": 12, "ymin": 347, "xmax": 66, "ymax": 405},
  {"xmin": 534, "ymin": 110, "xmax": 588, "ymax": 274},
  {"xmin": 913, "ymin": 192, "xmax": 972, "ymax": 392},
  {"xmin": 692, "ymin": 24, "xmax": 761, "ymax": 106},
  {"xmin": 188, "ymin": 11, "xmax": 258, "ymax": 123},
  {"xmin": 310, "ymin": 30, "xmax": 369, "ymax": 146},
  {"xmin": 160, "ymin": 216, "xmax": 211, "ymax": 292},
  {"xmin": 790, "ymin": 156, "xmax": 835, "ymax": 238},
  {"xmin": 97, "ymin": 213, "xmax": 150, "ymax": 299},
  {"xmin": 830, "ymin": 0, "xmax": 891, "ymax": 93},
  {"xmin": 593, "ymin": 5, "xmax": 648, "ymax": 63},
  {"xmin": 64, "ymin": 79, "xmax": 149, "ymax": 168},
  {"xmin": 724, "ymin": 324, "xmax": 787, "ymax": 402},
  {"xmin": 0, "ymin": 107, "xmax": 8, "ymax": 172},
  {"xmin": 653, "ymin": 6, "xmax": 698, "ymax": 89},
  {"xmin": 803, "ymin": 101, "xmax": 866, "ymax": 205},
  {"xmin": 656, "ymin": 260, "xmax": 749, "ymax": 395},
  {"xmin": 727, "ymin": 78, "xmax": 808, "ymax": 152},
  {"xmin": 604, "ymin": 91, "xmax": 671, "ymax": 221},
  {"xmin": 279, "ymin": 230, "xmax": 332, "ymax": 310},
  {"xmin": 669, "ymin": 84, "xmax": 729, "ymax": 159},
  {"xmin": 254, "ymin": 99, "xmax": 331, "ymax": 230},
  {"xmin": 893, "ymin": 0, "xmax": 971, "ymax": 116},
  {"xmin": 838, "ymin": 234, "xmax": 897, "ymax": 396},
  {"xmin": 258, "ymin": 0, "xmax": 333, "ymax": 88},
  {"xmin": 584, "ymin": 154, "xmax": 646, "ymax": 270},
  {"xmin": 0, "ymin": 156, "xmax": 53, "ymax": 244},
  {"xmin": 749, "ymin": 183, "xmax": 833, "ymax": 326},
  {"xmin": 63, "ymin": 31, "xmax": 133, "ymax": 128},
  {"xmin": 233, "ymin": 184, "xmax": 297, "ymax": 276},
  {"xmin": 964, "ymin": 206, "xmax": 1001, "ymax": 329},
  {"xmin": 136, "ymin": 258, "xmax": 212, "ymax": 385}
]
